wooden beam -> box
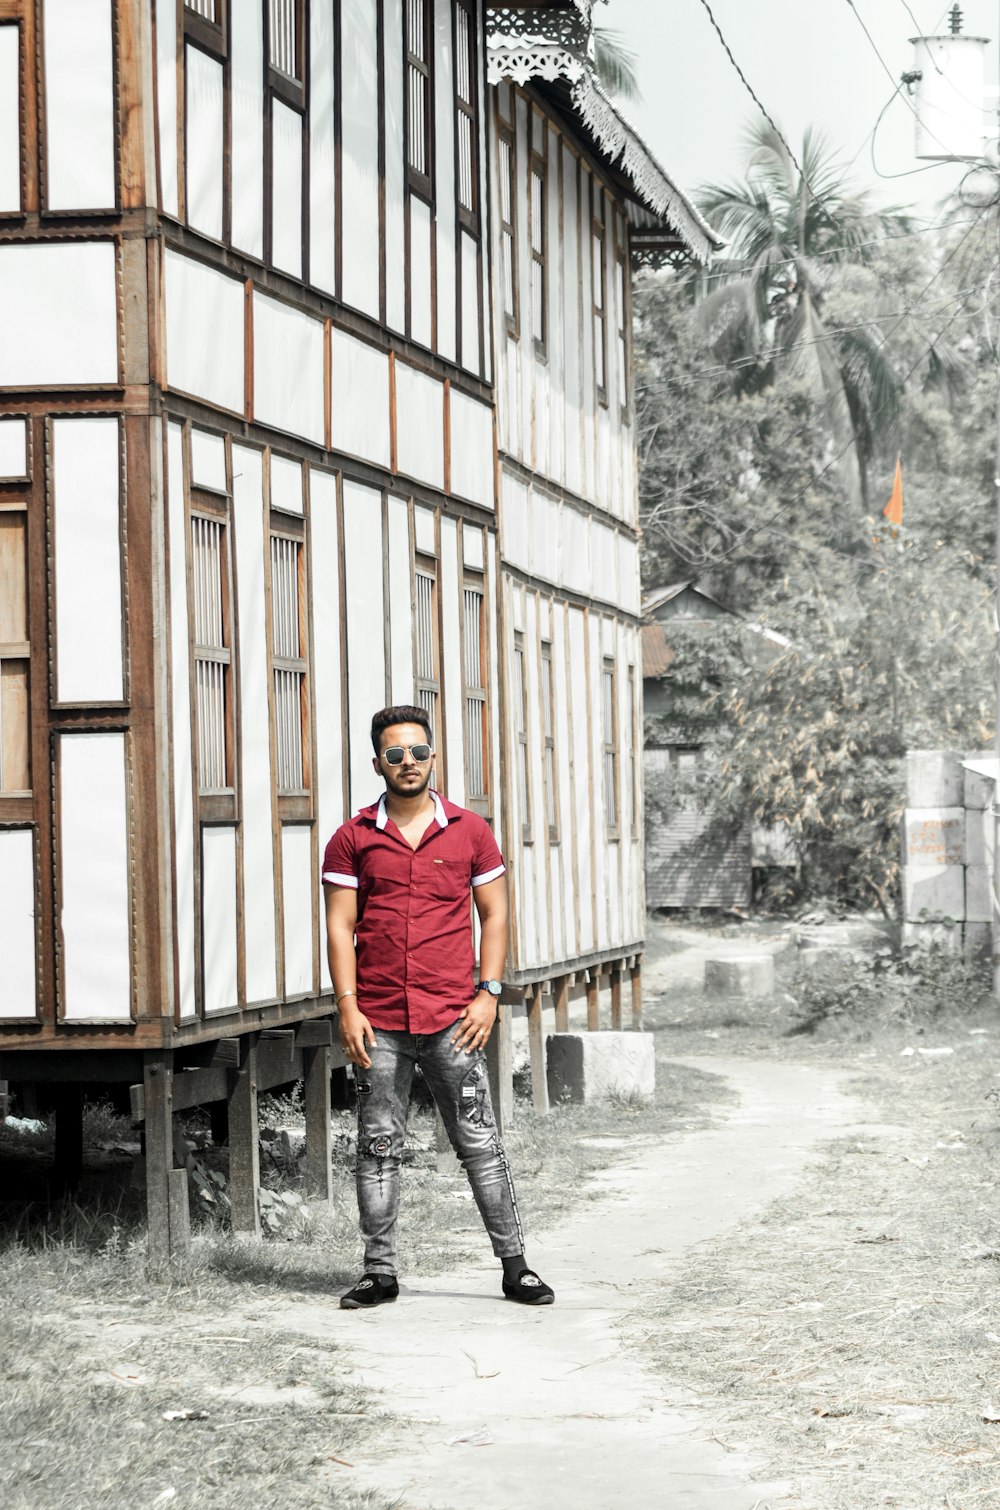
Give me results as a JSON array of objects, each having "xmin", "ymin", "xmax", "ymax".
[
  {"xmin": 143, "ymin": 1051, "xmax": 175, "ymax": 1266},
  {"xmin": 553, "ymin": 974, "xmax": 569, "ymax": 1033},
  {"xmin": 586, "ymin": 972, "xmax": 599, "ymax": 1031},
  {"xmin": 631, "ymin": 960, "xmax": 643, "ymax": 1031},
  {"xmin": 301, "ymin": 1044, "xmax": 332, "ymax": 1203},
  {"xmin": 526, "ymin": 984, "xmax": 549, "ymax": 1114},
  {"xmin": 228, "ymin": 1038, "xmax": 261, "ymax": 1238},
  {"xmin": 610, "ymin": 966, "xmax": 623, "ymax": 1032}
]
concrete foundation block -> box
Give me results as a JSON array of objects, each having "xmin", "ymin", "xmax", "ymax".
[
  {"xmin": 546, "ymin": 1032, "xmax": 655, "ymax": 1106},
  {"xmin": 966, "ymin": 810, "xmax": 991, "ymax": 869},
  {"xmin": 902, "ymin": 921, "xmax": 963, "ymax": 952},
  {"xmin": 902, "ymin": 808, "xmax": 964, "ymax": 866},
  {"xmin": 964, "ymin": 922, "xmax": 992, "ymax": 960},
  {"xmin": 704, "ymin": 954, "xmax": 775, "ymax": 997},
  {"xmin": 964, "ymin": 753, "xmax": 996, "ymax": 811},
  {"xmin": 966, "ymin": 865, "xmax": 993, "ymax": 925},
  {"xmin": 906, "ymin": 750, "xmax": 963, "ymax": 809},
  {"xmin": 902, "ymin": 863, "xmax": 965, "ymax": 923}
]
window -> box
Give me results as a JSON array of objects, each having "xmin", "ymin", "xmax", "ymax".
[
  {"xmin": 183, "ymin": 0, "xmax": 226, "ymax": 56},
  {"xmin": 541, "ymin": 640, "xmax": 558, "ymax": 842},
  {"xmin": 616, "ymin": 249, "xmax": 629, "ymax": 418},
  {"xmin": 269, "ymin": 524, "xmax": 309, "ymax": 800},
  {"xmin": 414, "ymin": 554, "xmax": 441, "ymax": 780},
  {"xmin": 602, "ymin": 656, "xmax": 618, "ymax": 834},
  {"xmin": 454, "ymin": 0, "xmax": 478, "ymax": 229},
  {"xmin": 530, "ymin": 155, "xmax": 546, "ymax": 352},
  {"xmin": 592, "ymin": 197, "xmax": 607, "ymax": 404},
  {"xmin": 497, "ymin": 124, "xmax": 517, "ymax": 333},
  {"xmin": 514, "ymin": 631, "xmax": 531, "ymax": 839},
  {"xmin": 0, "ymin": 510, "xmax": 30, "ymax": 795},
  {"xmin": 268, "ymin": 0, "xmax": 302, "ymax": 84},
  {"xmin": 462, "ymin": 575, "xmax": 489, "ymax": 814},
  {"xmin": 627, "ymin": 663, "xmax": 638, "ymax": 837},
  {"xmin": 406, "ymin": 0, "xmax": 433, "ymax": 198},
  {"xmin": 191, "ymin": 506, "xmax": 235, "ymax": 805}
]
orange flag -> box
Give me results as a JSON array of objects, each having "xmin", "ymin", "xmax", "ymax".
[{"xmin": 883, "ymin": 457, "xmax": 903, "ymax": 529}]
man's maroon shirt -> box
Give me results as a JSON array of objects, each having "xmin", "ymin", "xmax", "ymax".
[{"xmin": 322, "ymin": 791, "xmax": 505, "ymax": 1033}]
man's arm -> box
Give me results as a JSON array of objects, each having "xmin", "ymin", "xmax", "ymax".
[
  {"xmin": 451, "ymin": 874, "xmax": 509, "ymax": 1053},
  {"xmin": 324, "ymin": 882, "xmax": 377, "ymax": 1070}
]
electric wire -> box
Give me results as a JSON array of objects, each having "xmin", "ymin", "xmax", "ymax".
[
  {"xmin": 843, "ymin": 0, "xmax": 954, "ymax": 156},
  {"xmin": 695, "ymin": 214, "xmax": 978, "ymax": 284}
]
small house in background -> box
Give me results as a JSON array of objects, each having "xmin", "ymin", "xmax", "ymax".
[{"xmin": 642, "ymin": 583, "xmax": 790, "ymax": 910}]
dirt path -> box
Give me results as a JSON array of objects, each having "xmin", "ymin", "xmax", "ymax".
[{"xmin": 268, "ymin": 1057, "xmax": 887, "ymax": 1510}]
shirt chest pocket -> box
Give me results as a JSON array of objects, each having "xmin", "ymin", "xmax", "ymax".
[{"xmin": 414, "ymin": 856, "xmax": 469, "ymax": 902}]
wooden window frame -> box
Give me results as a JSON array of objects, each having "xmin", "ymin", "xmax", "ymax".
[
  {"xmin": 497, "ymin": 118, "xmax": 518, "ymax": 337},
  {"xmin": 183, "ymin": 0, "xmax": 227, "ymax": 59},
  {"xmin": 592, "ymin": 192, "xmax": 608, "ymax": 408},
  {"xmin": 0, "ymin": 502, "xmax": 31, "ymax": 800},
  {"xmin": 627, "ymin": 662, "xmax": 638, "ymax": 839},
  {"xmin": 454, "ymin": 0, "xmax": 479, "ymax": 235},
  {"xmin": 405, "ymin": 0, "xmax": 435, "ymax": 204},
  {"xmin": 540, "ymin": 638, "xmax": 558, "ymax": 844},
  {"xmin": 602, "ymin": 654, "xmax": 619, "ymax": 839},
  {"xmin": 529, "ymin": 150, "xmax": 547, "ymax": 357},
  {"xmin": 460, "ymin": 568, "xmax": 489, "ymax": 818},
  {"xmin": 190, "ymin": 490, "xmax": 237, "ymax": 823},
  {"xmin": 268, "ymin": 509, "xmax": 312, "ymax": 821},
  {"xmin": 514, "ymin": 630, "xmax": 531, "ymax": 843},
  {"xmin": 414, "ymin": 551, "xmax": 442, "ymax": 779},
  {"xmin": 616, "ymin": 244, "xmax": 630, "ymax": 422},
  {"xmin": 266, "ymin": 0, "xmax": 306, "ymax": 108}
]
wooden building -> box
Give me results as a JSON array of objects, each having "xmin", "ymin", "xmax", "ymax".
[{"xmin": 0, "ymin": 0, "xmax": 717, "ymax": 1254}]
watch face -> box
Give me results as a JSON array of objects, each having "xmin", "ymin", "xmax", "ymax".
[{"xmin": 480, "ymin": 979, "xmax": 502, "ymax": 996}]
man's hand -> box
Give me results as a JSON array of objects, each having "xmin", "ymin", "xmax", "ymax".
[
  {"xmin": 451, "ymin": 992, "xmax": 497, "ymax": 1054},
  {"xmin": 338, "ymin": 1003, "xmax": 377, "ymax": 1069}
]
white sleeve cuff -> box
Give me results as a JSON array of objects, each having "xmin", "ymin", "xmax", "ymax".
[
  {"xmin": 323, "ymin": 871, "xmax": 359, "ymax": 888},
  {"xmin": 471, "ymin": 863, "xmax": 506, "ymax": 887}
]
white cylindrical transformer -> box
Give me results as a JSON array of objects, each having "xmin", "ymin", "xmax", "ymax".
[{"xmin": 910, "ymin": 33, "xmax": 989, "ymax": 160}]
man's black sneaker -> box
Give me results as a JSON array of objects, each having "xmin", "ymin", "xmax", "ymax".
[
  {"xmin": 340, "ymin": 1273, "xmax": 399, "ymax": 1310},
  {"xmin": 502, "ymin": 1268, "xmax": 554, "ymax": 1305}
]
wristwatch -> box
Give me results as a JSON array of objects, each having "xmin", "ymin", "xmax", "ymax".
[{"xmin": 476, "ymin": 979, "xmax": 503, "ymax": 997}]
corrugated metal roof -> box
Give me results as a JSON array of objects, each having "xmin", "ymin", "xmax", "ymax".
[{"xmin": 641, "ymin": 622, "xmax": 674, "ymax": 679}]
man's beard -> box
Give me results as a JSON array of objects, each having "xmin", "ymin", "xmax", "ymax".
[{"xmin": 385, "ymin": 767, "xmax": 433, "ymax": 799}]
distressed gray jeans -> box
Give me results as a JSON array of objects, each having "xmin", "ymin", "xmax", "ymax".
[{"xmin": 354, "ymin": 1025, "xmax": 524, "ymax": 1275}]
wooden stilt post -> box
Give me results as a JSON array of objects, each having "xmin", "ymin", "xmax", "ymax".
[
  {"xmin": 52, "ymin": 1083, "xmax": 83, "ymax": 1195},
  {"xmin": 486, "ymin": 999, "xmax": 514, "ymax": 1134},
  {"xmin": 586, "ymin": 971, "xmax": 600, "ymax": 1031},
  {"xmin": 228, "ymin": 1036, "xmax": 261, "ymax": 1237},
  {"xmin": 553, "ymin": 974, "xmax": 569, "ymax": 1033},
  {"xmin": 526, "ymin": 983, "xmax": 549, "ymax": 1114},
  {"xmin": 631, "ymin": 957, "xmax": 643, "ymax": 1030},
  {"xmin": 610, "ymin": 965, "xmax": 623, "ymax": 1031},
  {"xmin": 302, "ymin": 1044, "xmax": 333, "ymax": 1203},
  {"xmin": 143, "ymin": 1051, "xmax": 176, "ymax": 1267}
]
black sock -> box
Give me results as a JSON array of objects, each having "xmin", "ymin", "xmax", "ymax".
[{"xmin": 501, "ymin": 1253, "xmax": 527, "ymax": 1282}]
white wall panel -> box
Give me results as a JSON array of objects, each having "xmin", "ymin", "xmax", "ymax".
[
  {"xmin": 272, "ymin": 101, "xmax": 303, "ymax": 278},
  {"xmin": 563, "ymin": 509, "xmax": 590, "ymax": 596},
  {"xmin": 253, "ymin": 292, "xmax": 324, "ymax": 445},
  {"xmin": 460, "ymin": 230, "xmax": 480, "ymax": 376},
  {"xmin": 60, "ymin": 732, "xmax": 131, "ymax": 1020},
  {"xmin": 165, "ymin": 250, "xmax": 244, "ymax": 413},
  {"xmin": 282, "ymin": 825, "xmax": 314, "ymax": 996},
  {"xmin": 387, "ymin": 496, "xmax": 413, "ymax": 702},
  {"xmin": 590, "ymin": 521, "xmax": 618, "ymax": 609},
  {"xmin": 190, "ymin": 428, "xmax": 227, "ymax": 492},
  {"xmin": 167, "ymin": 422, "xmax": 197, "ymax": 1019},
  {"xmin": 270, "ymin": 453, "xmax": 303, "ymax": 514},
  {"xmin": 52, "ymin": 418, "xmax": 123, "ymax": 705},
  {"xmin": 0, "ymin": 243, "xmax": 117, "ymax": 388},
  {"xmin": 394, "ymin": 363, "xmax": 443, "ymax": 489},
  {"xmin": 342, "ymin": 479, "xmax": 386, "ymax": 812},
  {"xmin": 340, "ymin": 0, "xmax": 380, "ymax": 317},
  {"xmin": 202, "ymin": 825, "xmax": 238, "ymax": 1014},
  {"xmin": 0, "ymin": 417, "xmax": 27, "ymax": 478},
  {"xmin": 232, "ymin": 445, "xmax": 278, "ymax": 1005},
  {"xmin": 547, "ymin": 128, "xmax": 563, "ymax": 482},
  {"xmin": 231, "ymin": 0, "xmax": 264, "ymax": 257},
  {"xmin": 463, "ymin": 523, "xmax": 484, "ymax": 570},
  {"xmin": 0, "ymin": 830, "xmax": 36, "ymax": 1017},
  {"xmin": 309, "ymin": 0, "xmax": 336, "ymax": 293},
  {"xmin": 530, "ymin": 489, "xmax": 559, "ymax": 584},
  {"xmin": 500, "ymin": 471, "xmax": 529, "ymax": 571},
  {"xmin": 562, "ymin": 145, "xmax": 582, "ymax": 498},
  {"xmin": 310, "ymin": 467, "xmax": 343, "ymax": 992},
  {"xmin": 618, "ymin": 534, "xmax": 639, "ymax": 615},
  {"xmin": 409, "ymin": 197, "xmax": 432, "ymax": 350},
  {"xmin": 568, "ymin": 607, "xmax": 594, "ymax": 951},
  {"xmin": 44, "ymin": 0, "xmax": 114, "ymax": 210},
  {"xmin": 382, "ymin": 0, "xmax": 405, "ymax": 331},
  {"xmin": 433, "ymin": 0, "xmax": 455, "ymax": 361},
  {"xmin": 185, "ymin": 44, "xmax": 224, "ymax": 240},
  {"xmin": 440, "ymin": 518, "xmax": 464, "ymax": 805},
  {"xmin": 414, "ymin": 504, "xmax": 435, "ymax": 554},
  {"xmin": 448, "ymin": 390, "xmax": 493, "ymax": 509},
  {"xmin": 330, "ymin": 330, "xmax": 391, "ymax": 468},
  {"xmin": 0, "ymin": 26, "xmax": 20, "ymax": 213},
  {"xmin": 155, "ymin": 0, "xmax": 178, "ymax": 215}
]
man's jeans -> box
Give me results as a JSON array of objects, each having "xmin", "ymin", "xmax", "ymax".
[{"xmin": 354, "ymin": 1025, "xmax": 524, "ymax": 1275}]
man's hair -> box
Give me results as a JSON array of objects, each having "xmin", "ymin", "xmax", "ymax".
[{"xmin": 370, "ymin": 704, "xmax": 434, "ymax": 756}]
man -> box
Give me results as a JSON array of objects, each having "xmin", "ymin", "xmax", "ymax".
[{"xmin": 323, "ymin": 704, "xmax": 554, "ymax": 1310}]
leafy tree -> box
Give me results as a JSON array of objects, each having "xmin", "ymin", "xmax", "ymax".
[{"xmin": 590, "ymin": 28, "xmax": 640, "ymax": 102}]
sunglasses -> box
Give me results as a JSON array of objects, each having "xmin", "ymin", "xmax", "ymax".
[{"xmin": 381, "ymin": 743, "xmax": 433, "ymax": 765}]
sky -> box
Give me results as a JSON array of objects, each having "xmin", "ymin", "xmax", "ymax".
[{"xmin": 607, "ymin": 0, "xmax": 999, "ymax": 225}]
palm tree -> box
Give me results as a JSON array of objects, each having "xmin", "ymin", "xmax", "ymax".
[
  {"xmin": 696, "ymin": 123, "xmax": 906, "ymax": 520},
  {"xmin": 591, "ymin": 28, "xmax": 640, "ymax": 103}
]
